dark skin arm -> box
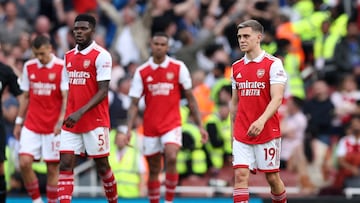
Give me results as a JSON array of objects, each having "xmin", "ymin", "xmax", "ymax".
[
  {"xmin": 63, "ymin": 80, "xmax": 109, "ymax": 128},
  {"xmin": 184, "ymin": 89, "xmax": 208, "ymax": 144}
]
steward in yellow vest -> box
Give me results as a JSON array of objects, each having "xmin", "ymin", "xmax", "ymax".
[
  {"xmin": 109, "ymin": 128, "xmax": 147, "ymax": 198},
  {"xmin": 204, "ymin": 101, "xmax": 231, "ymax": 171},
  {"xmin": 177, "ymin": 122, "xmax": 207, "ymax": 177}
]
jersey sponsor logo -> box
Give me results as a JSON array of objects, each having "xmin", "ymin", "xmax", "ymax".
[
  {"xmin": 68, "ymin": 70, "xmax": 91, "ymax": 85},
  {"xmin": 146, "ymin": 76, "xmax": 153, "ymax": 82},
  {"xmin": 276, "ymin": 70, "xmax": 286, "ymax": 78},
  {"xmin": 166, "ymin": 72, "xmax": 174, "ymax": 80},
  {"xmin": 83, "ymin": 59, "xmax": 91, "ymax": 68},
  {"xmin": 31, "ymin": 82, "xmax": 56, "ymax": 95},
  {"xmin": 257, "ymin": 69, "xmax": 265, "ymax": 78},
  {"xmin": 235, "ymin": 80, "xmax": 266, "ymax": 96},
  {"xmin": 147, "ymin": 82, "xmax": 174, "ymax": 96},
  {"xmin": 48, "ymin": 73, "xmax": 56, "ymax": 81},
  {"xmin": 236, "ymin": 72, "xmax": 242, "ymax": 78},
  {"xmin": 102, "ymin": 61, "xmax": 111, "ymax": 68}
]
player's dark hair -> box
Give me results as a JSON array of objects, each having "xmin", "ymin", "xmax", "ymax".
[
  {"xmin": 237, "ymin": 19, "xmax": 264, "ymax": 34},
  {"xmin": 74, "ymin": 13, "xmax": 96, "ymax": 28},
  {"xmin": 32, "ymin": 35, "xmax": 51, "ymax": 49},
  {"xmin": 152, "ymin": 32, "xmax": 169, "ymax": 39}
]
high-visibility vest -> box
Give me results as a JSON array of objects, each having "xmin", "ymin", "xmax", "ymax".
[
  {"xmin": 219, "ymin": 115, "xmax": 231, "ymax": 155},
  {"xmin": 293, "ymin": 0, "xmax": 314, "ymax": 19},
  {"xmin": 180, "ymin": 123, "xmax": 207, "ymax": 175},
  {"xmin": 108, "ymin": 131, "xmax": 142, "ymax": 198},
  {"xmin": 330, "ymin": 13, "xmax": 349, "ymax": 37},
  {"xmin": 314, "ymin": 32, "xmax": 341, "ymax": 60},
  {"xmin": 283, "ymin": 53, "xmax": 306, "ymax": 99},
  {"xmin": 292, "ymin": 11, "xmax": 329, "ymax": 41},
  {"xmin": 204, "ymin": 114, "xmax": 225, "ymax": 169},
  {"xmin": 176, "ymin": 149, "xmax": 190, "ymax": 175},
  {"xmin": 261, "ymin": 42, "xmax": 278, "ymax": 55}
]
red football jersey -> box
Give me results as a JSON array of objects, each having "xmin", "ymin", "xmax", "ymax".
[
  {"xmin": 63, "ymin": 42, "xmax": 112, "ymax": 133},
  {"xmin": 232, "ymin": 51, "xmax": 287, "ymax": 144},
  {"xmin": 129, "ymin": 56, "xmax": 192, "ymax": 136},
  {"xmin": 20, "ymin": 55, "xmax": 68, "ymax": 134}
]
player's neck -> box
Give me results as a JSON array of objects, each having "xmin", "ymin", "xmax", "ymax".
[
  {"xmin": 153, "ymin": 56, "xmax": 165, "ymax": 65},
  {"xmin": 245, "ymin": 47, "xmax": 263, "ymax": 61},
  {"xmin": 77, "ymin": 40, "xmax": 93, "ymax": 51}
]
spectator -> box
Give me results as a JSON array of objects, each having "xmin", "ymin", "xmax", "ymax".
[
  {"xmin": 108, "ymin": 127, "xmax": 148, "ymax": 198},
  {"xmin": 333, "ymin": 115, "xmax": 360, "ymax": 191},
  {"xmin": 0, "ymin": 1, "xmax": 31, "ymax": 46},
  {"xmin": 97, "ymin": 0, "xmax": 154, "ymax": 66},
  {"xmin": 280, "ymin": 96, "xmax": 317, "ymax": 194}
]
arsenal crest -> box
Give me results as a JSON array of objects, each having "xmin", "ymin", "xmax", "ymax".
[
  {"xmin": 83, "ymin": 59, "xmax": 91, "ymax": 68},
  {"xmin": 166, "ymin": 72, "xmax": 174, "ymax": 80},
  {"xmin": 48, "ymin": 73, "xmax": 56, "ymax": 81},
  {"xmin": 257, "ymin": 69, "xmax": 265, "ymax": 78}
]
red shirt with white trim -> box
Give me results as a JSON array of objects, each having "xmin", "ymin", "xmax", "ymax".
[
  {"xmin": 129, "ymin": 56, "xmax": 192, "ymax": 136},
  {"xmin": 231, "ymin": 51, "xmax": 287, "ymax": 144},
  {"xmin": 63, "ymin": 41, "xmax": 112, "ymax": 133},
  {"xmin": 20, "ymin": 54, "xmax": 68, "ymax": 134}
]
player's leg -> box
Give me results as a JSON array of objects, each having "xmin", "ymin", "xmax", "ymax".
[
  {"xmin": 19, "ymin": 127, "xmax": 43, "ymax": 203},
  {"xmin": 232, "ymin": 140, "xmax": 253, "ymax": 203},
  {"xmin": 43, "ymin": 134, "xmax": 60, "ymax": 203},
  {"xmin": 0, "ymin": 123, "xmax": 7, "ymax": 202},
  {"xmin": 143, "ymin": 136, "xmax": 162, "ymax": 203},
  {"xmin": 58, "ymin": 130, "xmax": 82, "ymax": 203},
  {"xmin": 255, "ymin": 138, "xmax": 287, "ymax": 203},
  {"xmin": 162, "ymin": 127, "xmax": 182, "ymax": 203},
  {"xmin": 84, "ymin": 127, "xmax": 117, "ymax": 203}
]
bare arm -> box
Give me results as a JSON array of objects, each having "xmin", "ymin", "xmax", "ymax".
[
  {"xmin": 54, "ymin": 90, "xmax": 68, "ymax": 135},
  {"xmin": 184, "ymin": 89, "xmax": 208, "ymax": 143},
  {"xmin": 247, "ymin": 83, "xmax": 285, "ymax": 136},
  {"xmin": 230, "ymin": 88, "xmax": 238, "ymax": 147},
  {"xmin": 13, "ymin": 92, "xmax": 29, "ymax": 140},
  {"xmin": 63, "ymin": 80, "xmax": 109, "ymax": 128},
  {"xmin": 126, "ymin": 97, "xmax": 140, "ymax": 134}
]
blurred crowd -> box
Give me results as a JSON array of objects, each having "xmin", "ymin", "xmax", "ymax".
[{"xmin": 2, "ymin": 0, "xmax": 360, "ymax": 198}]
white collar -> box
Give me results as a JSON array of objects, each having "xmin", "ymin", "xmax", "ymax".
[
  {"xmin": 148, "ymin": 55, "xmax": 170, "ymax": 69},
  {"xmin": 244, "ymin": 50, "xmax": 265, "ymax": 64},
  {"xmin": 36, "ymin": 54, "xmax": 56, "ymax": 68},
  {"xmin": 74, "ymin": 41, "xmax": 96, "ymax": 55}
]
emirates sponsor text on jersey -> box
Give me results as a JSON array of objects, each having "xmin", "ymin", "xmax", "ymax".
[
  {"xmin": 148, "ymin": 82, "xmax": 174, "ymax": 96},
  {"xmin": 234, "ymin": 80, "xmax": 266, "ymax": 96},
  {"xmin": 68, "ymin": 70, "xmax": 91, "ymax": 85},
  {"xmin": 30, "ymin": 82, "xmax": 56, "ymax": 95}
]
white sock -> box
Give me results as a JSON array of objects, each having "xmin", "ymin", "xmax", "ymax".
[
  {"xmin": 33, "ymin": 197, "xmax": 43, "ymax": 203},
  {"xmin": 164, "ymin": 201, "xmax": 172, "ymax": 203}
]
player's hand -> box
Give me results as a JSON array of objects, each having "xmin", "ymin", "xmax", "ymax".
[
  {"xmin": 54, "ymin": 121, "xmax": 62, "ymax": 135},
  {"xmin": 247, "ymin": 119, "xmax": 265, "ymax": 137},
  {"xmin": 125, "ymin": 130, "xmax": 132, "ymax": 147},
  {"xmin": 13, "ymin": 124, "xmax": 22, "ymax": 140},
  {"xmin": 199, "ymin": 127, "xmax": 209, "ymax": 144},
  {"xmin": 63, "ymin": 111, "xmax": 82, "ymax": 128}
]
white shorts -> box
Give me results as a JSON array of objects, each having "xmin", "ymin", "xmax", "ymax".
[
  {"xmin": 232, "ymin": 138, "xmax": 281, "ymax": 173},
  {"xmin": 143, "ymin": 127, "xmax": 182, "ymax": 156},
  {"xmin": 59, "ymin": 127, "xmax": 110, "ymax": 158},
  {"xmin": 19, "ymin": 127, "xmax": 60, "ymax": 162}
]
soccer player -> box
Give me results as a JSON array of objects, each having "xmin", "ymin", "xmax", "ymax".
[
  {"xmin": 125, "ymin": 32, "xmax": 208, "ymax": 203},
  {"xmin": 0, "ymin": 60, "xmax": 22, "ymax": 202},
  {"xmin": 13, "ymin": 35, "xmax": 68, "ymax": 203},
  {"xmin": 57, "ymin": 14, "xmax": 117, "ymax": 203},
  {"xmin": 231, "ymin": 20, "xmax": 288, "ymax": 203}
]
